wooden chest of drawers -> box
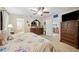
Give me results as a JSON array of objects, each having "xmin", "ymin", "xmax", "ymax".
[
  {"xmin": 30, "ymin": 28, "xmax": 43, "ymax": 35},
  {"xmin": 61, "ymin": 20, "xmax": 79, "ymax": 48}
]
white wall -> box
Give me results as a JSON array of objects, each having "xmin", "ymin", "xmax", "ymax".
[
  {"xmin": 45, "ymin": 17, "xmax": 53, "ymax": 36},
  {"xmin": 9, "ymin": 14, "xmax": 28, "ymax": 33}
]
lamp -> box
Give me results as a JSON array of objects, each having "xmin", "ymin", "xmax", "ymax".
[
  {"xmin": 8, "ymin": 24, "xmax": 13, "ymax": 28},
  {"xmin": 8, "ymin": 24, "xmax": 13, "ymax": 34}
]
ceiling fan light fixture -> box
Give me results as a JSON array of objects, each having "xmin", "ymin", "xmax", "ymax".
[
  {"xmin": 38, "ymin": 10, "xmax": 42, "ymax": 15},
  {"xmin": 43, "ymin": 7, "xmax": 48, "ymax": 12},
  {"xmin": 31, "ymin": 8, "xmax": 38, "ymax": 12}
]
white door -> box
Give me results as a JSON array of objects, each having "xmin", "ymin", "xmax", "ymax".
[{"xmin": 45, "ymin": 19, "xmax": 53, "ymax": 36}]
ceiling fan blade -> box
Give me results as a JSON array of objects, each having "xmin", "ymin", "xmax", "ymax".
[
  {"xmin": 31, "ymin": 9, "xmax": 37, "ymax": 12},
  {"xmin": 43, "ymin": 12, "xmax": 50, "ymax": 13},
  {"xmin": 33, "ymin": 12, "xmax": 37, "ymax": 15}
]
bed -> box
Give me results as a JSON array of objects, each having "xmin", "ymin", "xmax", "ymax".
[{"xmin": 0, "ymin": 32, "xmax": 55, "ymax": 52}]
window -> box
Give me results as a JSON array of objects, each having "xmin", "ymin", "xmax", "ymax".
[{"xmin": 16, "ymin": 18, "xmax": 24, "ymax": 31}]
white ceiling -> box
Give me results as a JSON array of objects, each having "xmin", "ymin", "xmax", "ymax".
[{"xmin": 4, "ymin": 7, "xmax": 79, "ymax": 17}]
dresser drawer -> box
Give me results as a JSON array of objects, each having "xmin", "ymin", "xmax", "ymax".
[{"xmin": 30, "ymin": 28, "xmax": 43, "ymax": 35}]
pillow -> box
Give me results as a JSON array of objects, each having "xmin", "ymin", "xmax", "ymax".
[{"xmin": 12, "ymin": 32, "xmax": 24, "ymax": 38}]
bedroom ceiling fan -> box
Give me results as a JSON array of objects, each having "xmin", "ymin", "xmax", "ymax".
[{"xmin": 30, "ymin": 7, "xmax": 50, "ymax": 16}]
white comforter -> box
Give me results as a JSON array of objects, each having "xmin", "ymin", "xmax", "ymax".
[{"xmin": 0, "ymin": 32, "xmax": 54, "ymax": 52}]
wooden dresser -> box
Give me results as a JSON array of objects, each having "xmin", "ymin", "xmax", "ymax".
[
  {"xmin": 30, "ymin": 28, "xmax": 43, "ymax": 35},
  {"xmin": 61, "ymin": 20, "xmax": 79, "ymax": 48}
]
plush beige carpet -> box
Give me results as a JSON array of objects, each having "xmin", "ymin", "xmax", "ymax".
[{"xmin": 40, "ymin": 34, "xmax": 79, "ymax": 52}]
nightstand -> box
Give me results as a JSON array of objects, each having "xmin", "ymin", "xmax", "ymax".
[
  {"xmin": 10, "ymin": 31, "xmax": 14, "ymax": 34},
  {"xmin": 7, "ymin": 32, "xmax": 14, "ymax": 40}
]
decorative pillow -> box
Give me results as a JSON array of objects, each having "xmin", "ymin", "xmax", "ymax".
[{"xmin": 0, "ymin": 47, "xmax": 7, "ymax": 52}]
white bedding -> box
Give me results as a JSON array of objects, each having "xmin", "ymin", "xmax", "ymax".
[{"xmin": 0, "ymin": 32, "xmax": 54, "ymax": 52}]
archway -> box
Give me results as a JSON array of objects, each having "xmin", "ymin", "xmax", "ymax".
[{"xmin": 31, "ymin": 19, "xmax": 41, "ymax": 27}]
